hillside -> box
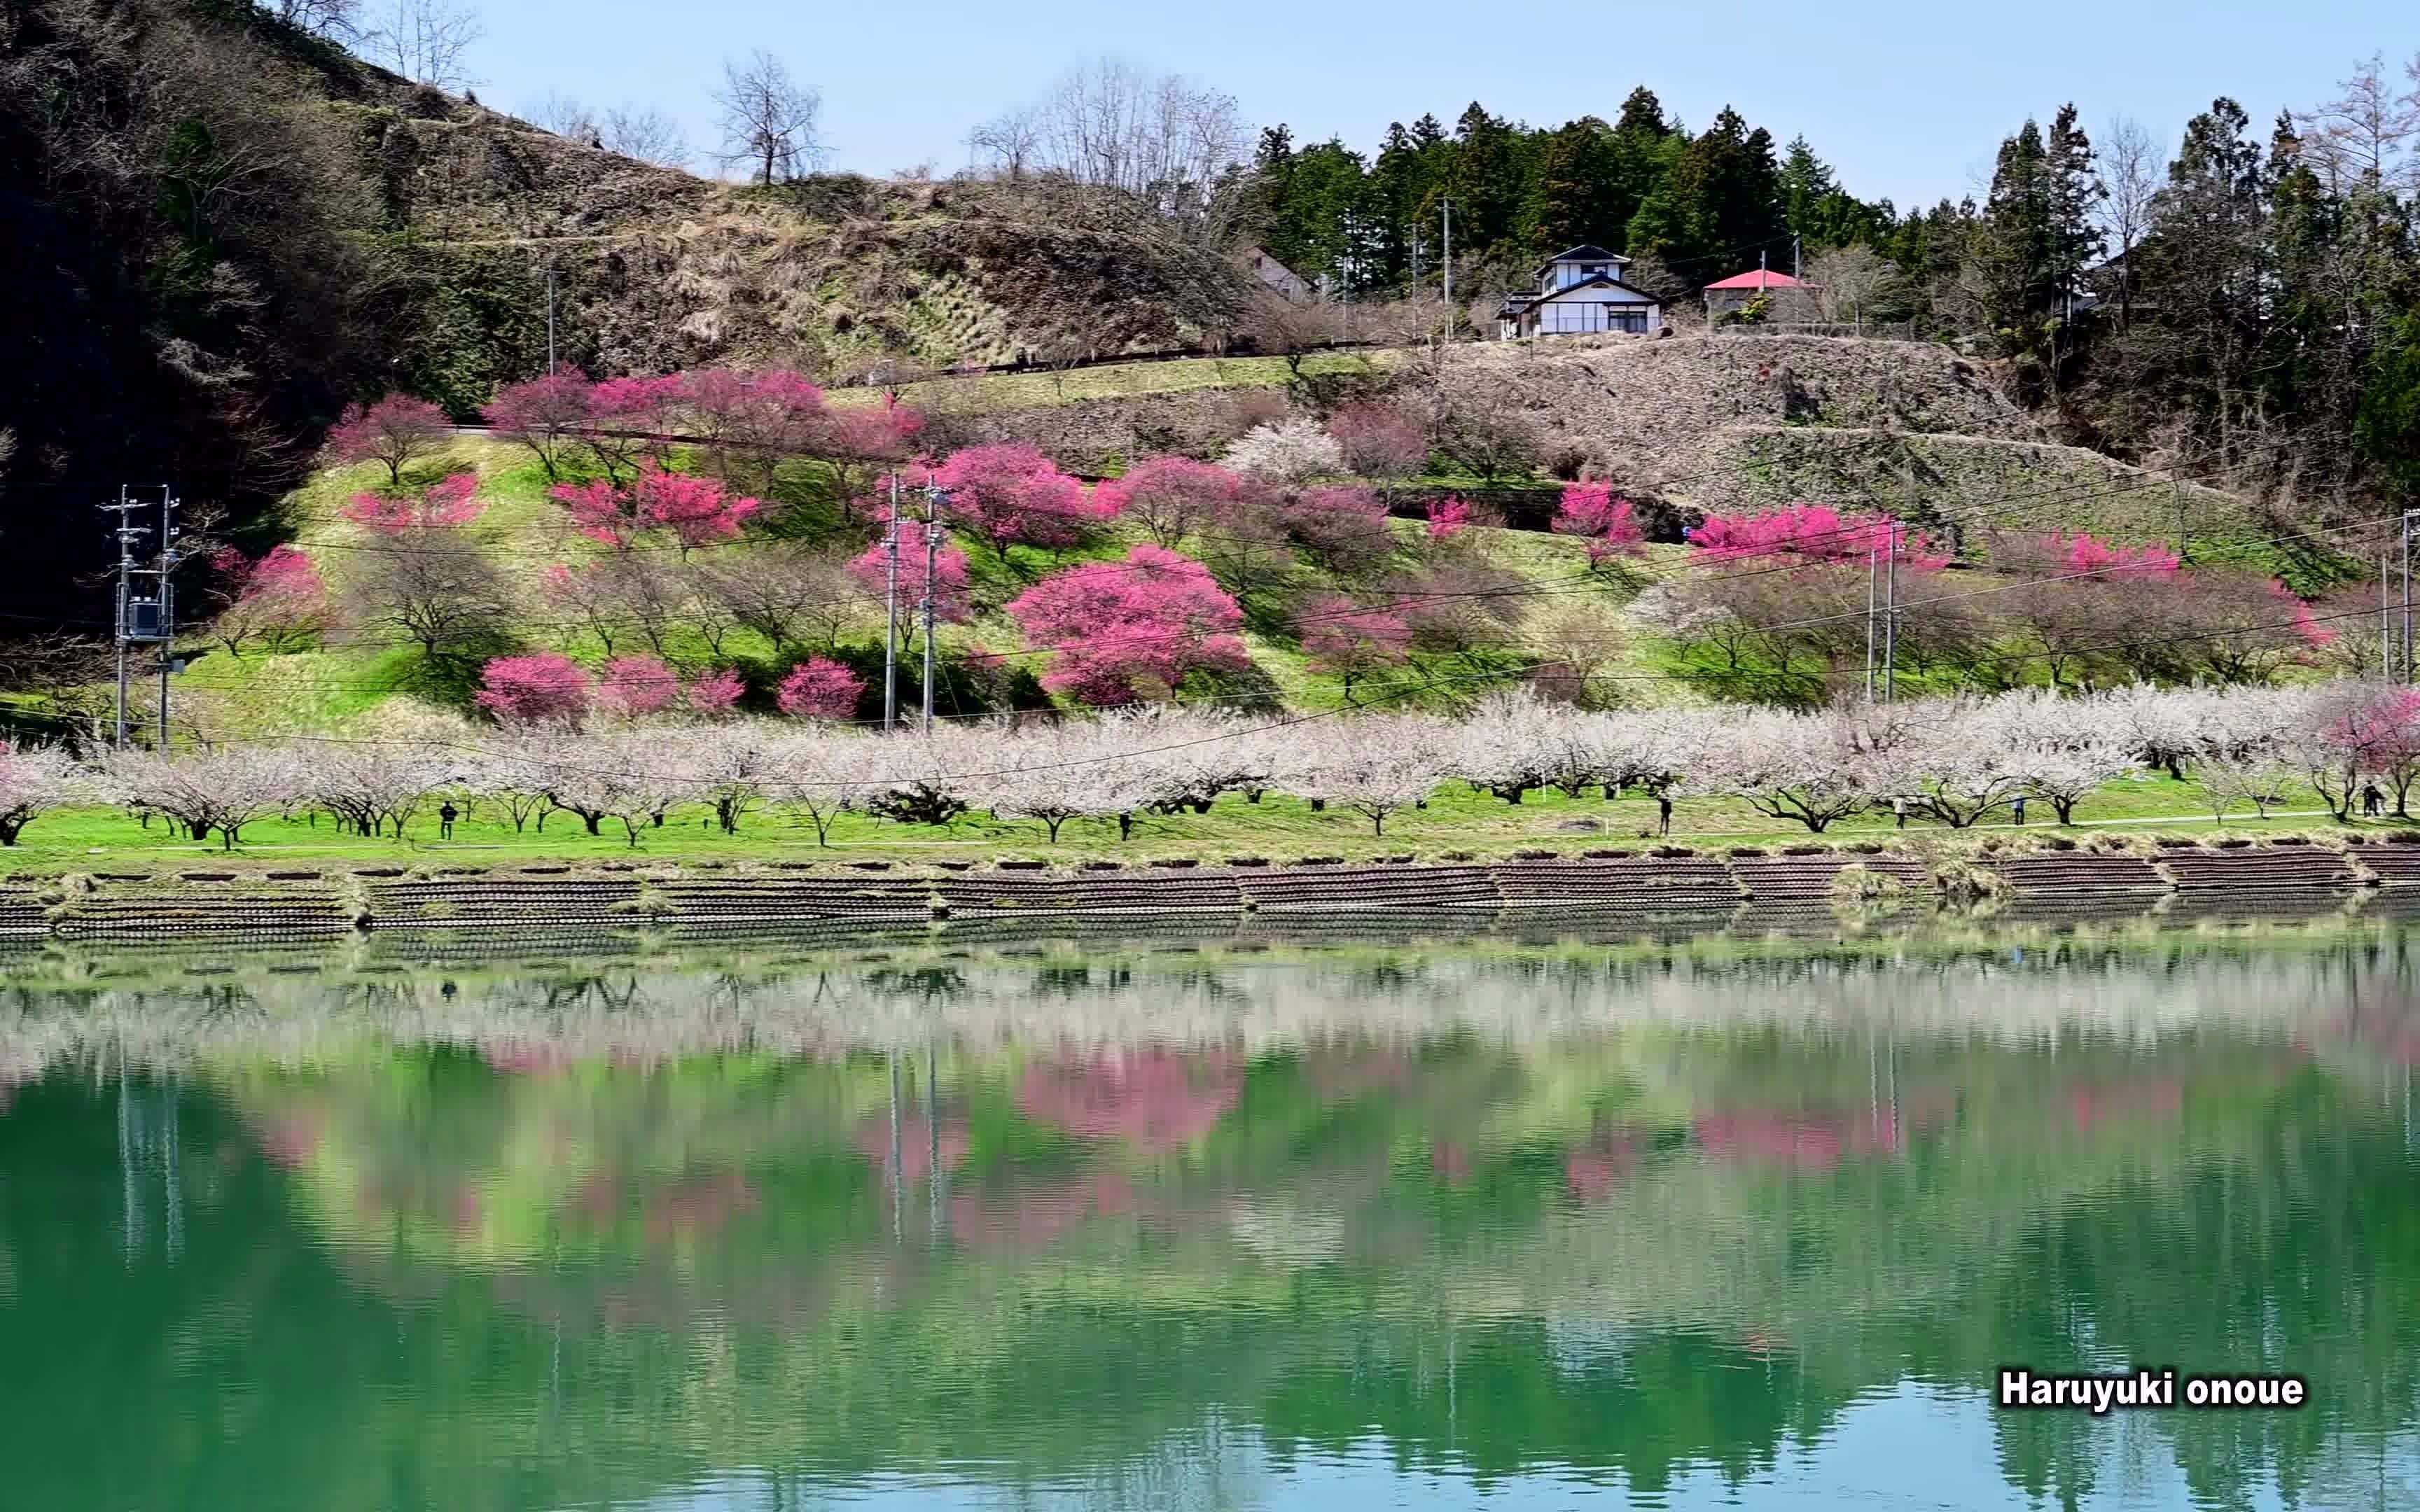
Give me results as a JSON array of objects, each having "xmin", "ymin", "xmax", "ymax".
[{"xmin": 0, "ymin": 0, "xmax": 1253, "ymax": 617}]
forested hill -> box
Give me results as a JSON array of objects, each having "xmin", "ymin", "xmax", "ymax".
[
  {"xmin": 1246, "ymin": 90, "xmax": 1888, "ymax": 301},
  {"xmin": 0, "ymin": 0, "xmax": 1251, "ymax": 624}
]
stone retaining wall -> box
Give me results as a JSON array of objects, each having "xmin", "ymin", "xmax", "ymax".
[{"xmin": 2, "ymin": 841, "xmax": 2407, "ymax": 946}]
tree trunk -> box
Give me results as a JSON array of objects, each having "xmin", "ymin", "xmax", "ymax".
[
  {"xmin": 1118, "ymin": 813, "xmax": 1133, "ymax": 841},
  {"xmin": 583, "ymin": 813, "xmax": 601, "ymax": 835}
]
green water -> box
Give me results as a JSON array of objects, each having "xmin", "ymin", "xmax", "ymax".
[{"xmin": 4, "ymin": 930, "xmax": 2420, "ymax": 1508}]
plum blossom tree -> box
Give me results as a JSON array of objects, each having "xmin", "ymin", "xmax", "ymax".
[
  {"xmin": 1328, "ymin": 402, "xmax": 1430, "ymax": 491},
  {"xmin": 1276, "ymin": 486, "xmax": 1394, "ymax": 575},
  {"xmin": 1695, "ymin": 706, "xmax": 1896, "ymax": 832},
  {"xmin": 1006, "ymin": 545, "xmax": 1250, "ymax": 706},
  {"xmin": 1425, "ymin": 496, "xmax": 1472, "ymax": 543},
  {"xmin": 99, "ymin": 745, "xmax": 311, "ymax": 849},
  {"xmin": 0, "ymin": 743, "xmax": 80, "ymax": 846},
  {"xmin": 1222, "ymin": 419, "xmax": 1342, "ymax": 484},
  {"xmin": 326, "ymin": 394, "xmax": 451, "ymax": 488},
  {"xmin": 1092, "ymin": 457, "xmax": 1239, "ymax": 547},
  {"xmin": 341, "ymin": 472, "xmax": 484, "ymax": 532},
  {"xmin": 771, "ymin": 728, "xmax": 890, "ymax": 845},
  {"xmin": 1299, "ymin": 596, "xmax": 1412, "ymax": 702},
  {"xmin": 596, "ymin": 654, "xmax": 681, "ymax": 717},
  {"xmin": 685, "ymin": 668, "xmax": 746, "ymax": 718},
  {"xmin": 482, "ymin": 370, "xmax": 596, "ymax": 481},
  {"xmin": 844, "ymin": 538, "xmax": 971, "ymax": 634},
  {"xmin": 1287, "ymin": 715, "xmax": 1452, "ymax": 834},
  {"xmin": 305, "ymin": 743, "xmax": 455, "ymax": 839},
  {"xmin": 474, "ymin": 654, "xmax": 593, "ymax": 725},
  {"xmin": 932, "ymin": 442, "xmax": 1108, "ymax": 550},
  {"xmin": 777, "ymin": 657, "xmax": 865, "ymax": 719},
  {"xmin": 549, "ymin": 469, "xmax": 761, "ymax": 553},
  {"xmin": 1552, "ymin": 482, "xmax": 1646, "ymax": 565},
  {"xmin": 208, "ymin": 545, "xmax": 333, "ymax": 656},
  {"xmin": 1688, "ymin": 505, "xmax": 1945, "ymax": 567}
]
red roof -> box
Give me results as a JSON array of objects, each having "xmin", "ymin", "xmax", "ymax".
[{"xmin": 1704, "ymin": 269, "xmax": 1804, "ymax": 290}]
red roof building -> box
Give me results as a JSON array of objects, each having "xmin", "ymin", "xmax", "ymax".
[{"xmin": 1704, "ymin": 266, "xmax": 1809, "ymax": 318}]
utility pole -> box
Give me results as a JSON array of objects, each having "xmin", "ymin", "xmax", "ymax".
[
  {"xmin": 1793, "ymin": 234, "xmax": 1802, "ymax": 282},
  {"xmin": 2384, "ymin": 550, "xmax": 2394, "ymax": 683},
  {"xmin": 1883, "ymin": 522, "xmax": 1899, "ymax": 704},
  {"xmin": 922, "ymin": 477, "xmax": 947, "ymax": 729},
  {"xmin": 2404, "ymin": 511, "xmax": 2416, "ymax": 686},
  {"xmin": 102, "ymin": 491, "xmax": 146, "ymax": 750},
  {"xmin": 1865, "ymin": 543, "xmax": 1879, "ymax": 701},
  {"xmin": 546, "ymin": 264, "xmax": 559, "ymax": 376},
  {"xmin": 1440, "ymin": 199, "xmax": 1452, "ymax": 344},
  {"xmin": 882, "ymin": 474, "xmax": 900, "ymax": 729},
  {"xmin": 155, "ymin": 485, "xmax": 181, "ymax": 750}
]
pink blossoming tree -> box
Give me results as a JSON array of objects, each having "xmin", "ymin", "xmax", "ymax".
[
  {"xmin": 1091, "ymin": 457, "xmax": 1239, "ymax": 547},
  {"xmin": 596, "ymin": 654, "xmax": 681, "ymax": 716},
  {"xmin": 474, "ymin": 653, "xmax": 593, "ymax": 725},
  {"xmin": 777, "ymin": 657, "xmax": 866, "ymax": 719},
  {"xmin": 482, "ymin": 370, "xmax": 596, "ymax": 480},
  {"xmin": 933, "ymin": 442, "xmax": 1112, "ymax": 550},
  {"xmin": 209, "ymin": 545, "xmax": 333, "ymax": 655},
  {"xmin": 341, "ymin": 472, "xmax": 485, "ymax": 532},
  {"xmin": 1688, "ymin": 504, "xmax": 1947, "ymax": 568},
  {"xmin": 1006, "ymin": 545, "xmax": 1250, "ymax": 706},
  {"xmin": 1299, "ymin": 596, "xmax": 1413, "ymax": 702},
  {"xmin": 1552, "ymin": 482, "xmax": 1647, "ymax": 564},
  {"xmin": 326, "ymin": 394, "xmax": 451, "ymax": 487}
]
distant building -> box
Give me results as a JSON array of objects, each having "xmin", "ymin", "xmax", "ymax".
[
  {"xmin": 1702, "ymin": 267, "xmax": 1807, "ymax": 320},
  {"xmin": 1495, "ymin": 245, "xmax": 1664, "ymax": 340},
  {"xmin": 1239, "ymin": 246, "xmax": 1316, "ymax": 304}
]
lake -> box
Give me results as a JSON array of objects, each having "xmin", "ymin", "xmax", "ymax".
[{"xmin": 3, "ymin": 923, "xmax": 2418, "ymax": 1509}]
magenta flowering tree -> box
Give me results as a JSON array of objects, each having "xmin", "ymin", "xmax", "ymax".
[
  {"xmin": 209, "ymin": 545, "xmax": 333, "ymax": 655},
  {"xmin": 474, "ymin": 654, "xmax": 593, "ymax": 725},
  {"xmin": 1688, "ymin": 504, "xmax": 1947, "ymax": 568},
  {"xmin": 2050, "ymin": 532, "xmax": 2183, "ymax": 580},
  {"xmin": 1425, "ymin": 496, "xmax": 1471, "ymax": 542},
  {"xmin": 933, "ymin": 442, "xmax": 1109, "ymax": 550},
  {"xmin": 1091, "ymin": 457, "xmax": 1239, "ymax": 547},
  {"xmin": 586, "ymin": 374, "xmax": 686, "ymax": 479},
  {"xmin": 482, "ymin": 370, "xmax": 596, "ymax": 480},
  {"xmin": 844, "ymin": 538, "xmax": 973, "ymax": 630},
  {"xmin": 341, "ymin": 472, "xmax": 485, "ymax": 533},
  {"xmin": 686, "ymin": 668, "xmax": 747, "ymax": 718},
  {"xmin": 1006, "ymin": 545, "xmax": 1250, "ymax": 706},
  {"xmin": 596, "ymin": 654, "xmax": 681, "ymax": 716},
  {"xmin": 1299, "ymin": 596, "xmax": 1413, "ymax": 701},
  {"xmin": 777, "ymin": 657, "xmax": 866, "ymax": 719},
  {"xmin": 1552, "ymin": 482, "xmax": 1647, "ymax": 564},
  {"xmin": 326, "ymin": 394, "xmax": 451, "ymax": 487},
  {"xmin": 548, "ymin": 468, "xmax": 760, "ymax": 552}
]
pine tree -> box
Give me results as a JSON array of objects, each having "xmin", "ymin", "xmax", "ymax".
[{"xmin": 1521, "ymin": 118, "xmax": 1620, "ymax": 254}]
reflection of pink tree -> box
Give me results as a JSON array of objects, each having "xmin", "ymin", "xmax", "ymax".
[
  {"xmin": 1694, "ymin": 1111, "xmax": 1902, "ymax": 1170},
  {"xmin": 950, "ymin": 1173, "xmax": 1134, "ymax": 1254},
  {"xmin": 1563, "ymin": 1133, "xmax": 1639, "ymax": 1201},
  {"xmin": 1015, "ymin": 1049, "xmax": 1242, "ymax": 1149}
]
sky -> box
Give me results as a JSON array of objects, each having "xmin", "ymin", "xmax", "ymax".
[{"xmin": 461, "ymin": 1, "xmax": 2416, "ymax": 210}]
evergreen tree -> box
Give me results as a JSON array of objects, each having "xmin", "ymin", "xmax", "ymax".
[{"xmin": 1521, "ymin": 118, "xmax": 1621, "ymax": 254}]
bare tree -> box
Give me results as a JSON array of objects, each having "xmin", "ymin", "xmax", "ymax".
[
  {"xmin": 531, "ymin": 96, "xmax": 690, "ymax": 167},
  {"xmin": 531, "ymin": 93, "xmax": 601, "ymax": 144},
  {"xmin": 2297, "ymin": 52, "xmax": 2420, "ymax": 195},
  {"xmin": 1804, "ymin": 246, "xmax": 1901, "ymax": 326},
  {"xmin": 260, "ymin": 0, "xmax": 363, "ymax": 38},
  {"xmin": 342, "ymin": 529, "xmax": 517, "ymax": 662},
  {"xmin": 603, "ymin": 105, "xmax": 690, "ymax": 169},
  {"xmin": 2098, "ymin": 115, "xmax": 2162, "ymax": 328},
  {"xmin": 367, "ymin": 0, "xmax": 483, "ymax": 90},
  {"xmin": 968, "ymin": 58, "xmax": 1244, "ymax": 237},
  {"xmin": 716, "ymin": 50, "xmax": 823, "ymax": 186}
]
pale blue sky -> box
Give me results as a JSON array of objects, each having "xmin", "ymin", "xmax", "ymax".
[{"xmin": 466, "ymin": 1, "xmax": 2415, "ymax": 209}]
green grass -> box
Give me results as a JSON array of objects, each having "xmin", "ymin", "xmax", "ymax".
[{"xmin": 0, "ymin": 769, "xmax": 2388, "ymax": 881}]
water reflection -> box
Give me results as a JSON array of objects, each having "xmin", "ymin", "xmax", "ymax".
[{"xmin": 2, "ymin": 927, "xmax": 2419, "ymax": 1508}]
